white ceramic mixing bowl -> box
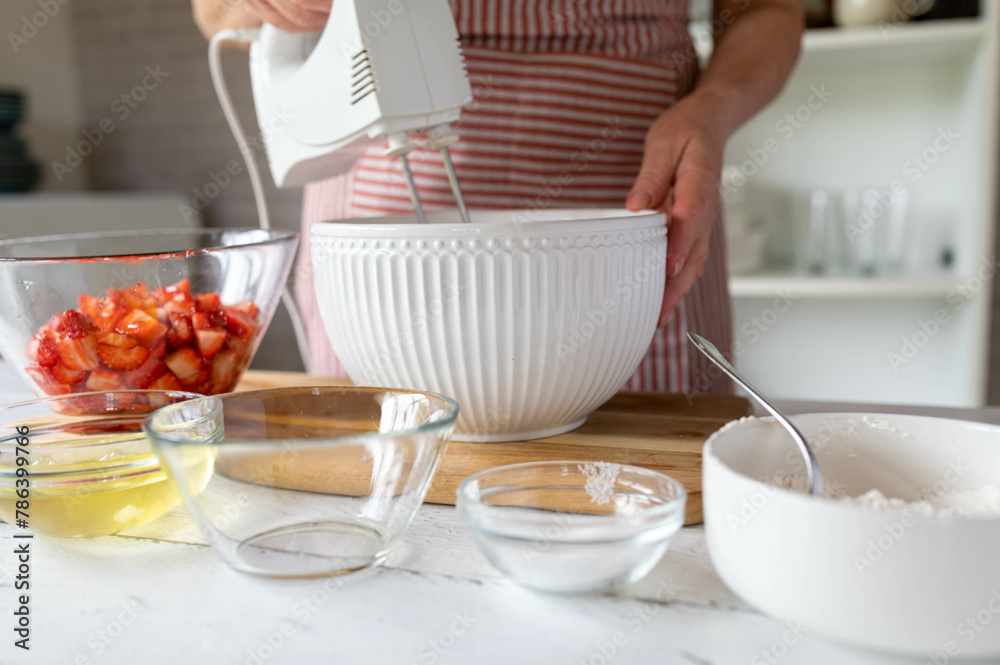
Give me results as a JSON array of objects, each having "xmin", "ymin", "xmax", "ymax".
[
  {"xmin": 703, "ymin": 413, "xmax": 1000, "ymax": 657},
  {"xmin": 311, "ymin": 209, "xmax": 666, "ymax": 442}
]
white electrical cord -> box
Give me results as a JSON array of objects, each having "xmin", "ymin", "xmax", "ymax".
[{"xmin": 208, "ymin": 28, "xmax": 313, "ymax": 374}]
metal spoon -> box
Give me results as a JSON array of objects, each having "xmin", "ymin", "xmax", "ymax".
[{"xmin": 687, "ymin": 332, "xmax": 823, "ymax": 496}]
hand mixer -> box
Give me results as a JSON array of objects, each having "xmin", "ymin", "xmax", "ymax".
[{"xmin": 206, "ymin": 0, "xmax": 475, "ymax": 369}]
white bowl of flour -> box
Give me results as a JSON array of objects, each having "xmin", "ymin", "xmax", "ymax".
[{"xmin": 703, "ymin": 413, "xmax": 1000, "ymax": 657}]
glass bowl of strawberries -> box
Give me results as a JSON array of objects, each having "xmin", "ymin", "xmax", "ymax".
[{"xmin": 0, "ymin": 228, "xmax": 297, "ymax": 399}]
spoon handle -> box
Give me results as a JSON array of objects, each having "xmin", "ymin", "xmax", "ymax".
[{"xmin": 687, "ymin": 332, "xmax": 823, "ymax": 496}]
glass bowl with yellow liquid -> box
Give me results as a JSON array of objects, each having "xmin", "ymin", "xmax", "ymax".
[{"xmin": 0, "ymin": 390, "xmax": 200, "ymax": 537}]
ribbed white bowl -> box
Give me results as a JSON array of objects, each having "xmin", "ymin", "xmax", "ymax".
[{"xmin": 311, "ymin": 209, "xmax": 666, "ymax": 442}]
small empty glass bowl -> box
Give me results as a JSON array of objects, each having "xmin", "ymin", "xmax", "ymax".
[
  {"xmin": 0, "ymin": 390, "xmax": 199, "ymax": 537},
  {"xmin": 457, "ymin": 461, "xmax": 686, "ymax": 594},
  {"xmin": 144, "ymin": 386, "xmax": 458, "ymax": 579}
]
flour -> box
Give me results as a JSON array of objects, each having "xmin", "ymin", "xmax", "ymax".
[{"xmin": 761, "ymin": 473, "xmax": 1000, "ymax": 519}]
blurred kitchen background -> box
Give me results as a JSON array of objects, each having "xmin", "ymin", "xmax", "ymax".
[{"xmin": 0, "ymin": 0, "xmax": 996, "ymax": 406}]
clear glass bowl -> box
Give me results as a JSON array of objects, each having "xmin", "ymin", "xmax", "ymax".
[
  {"xmin": 144, "ymin": 386, "xmax": 458, "ymax": 579},
  {"xmin": 457, "ymin": 461, "xmax": 686, "ymax": 594},
  {"xmin": 0, "ymin": 390, "xmax": 200, "ymax": 537},
  {"xmin": 0, "ymin": 228, "xmax": 297, "ymax": 398}
]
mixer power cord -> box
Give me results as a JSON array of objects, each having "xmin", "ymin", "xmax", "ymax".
[{"xmin": 208, "ymin": 28, "xmax": 313, "ymax": 374}]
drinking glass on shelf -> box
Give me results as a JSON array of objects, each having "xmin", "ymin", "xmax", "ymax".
[
  {"xmin": 792, "ymin": 188, "xmax": 840, "ymax": 275},
  {"xmin": 839, "ymin": 186, "xmax": 909, "ymax": 275}
]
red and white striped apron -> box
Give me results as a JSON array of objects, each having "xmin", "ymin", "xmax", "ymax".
[{"xmin": 295, "ymin": 0, "xmax": 733, "ymax": 394}]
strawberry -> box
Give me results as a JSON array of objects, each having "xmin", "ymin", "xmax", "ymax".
[
  {"xmin": 51, "ymin": 363, "xmax": 88, "ymax": 385},
  {"xmin": 195, "ymin": 328, "xmax": 227, "ymax": 359},
  {"xmin": 122, "ymin": 356, "xmax": 167, "ymax": 389},
  {"xmin": 179, "ymin": 368, "xmax": 212, "ymax": 393},
  {"xmin": 163, "ymin": 293, "xmax": 196, "ymax": 316},
  {"xmin": 233, "ymin": 300, "xmax": 260, "ymax": 320},
  {"xmin": 211, "ymin": 350, "xmax": 240, "ymax": 392},
  {"xmin": 224, "ymin": 307, "xmax": 256, "ymax": 341},
  {"xmin": 115, "ymin": 310, "xmax": 168, "ymax": 347},
  {"xmin": 96, "ymin": 331, "xmax": 138, "ymax": 348},
  {"xmin": 25, "ymin": 367, "xmax": 71, "ymax": 396},
  {"xmin": 164, "ymin": 347, "xmax": 204, "ymax": 380},
  {"xmin": 50, "ymin": 310, "xmax": 92, "ymax": 339},
  {"xmin": 190, "ymin": 312, "xmax": 210, "ymax": 331},
  {"xmin": 195, "ymin": 293, "xmax": 225, "ymax": 327},
  {"xmin": 148, "ymin": 372, "xmax": 182, "ymax": 391},
  {"xmin": 56, "ymin": 335, "xmax": 101, "ymax": 371},
  {"xmin": 152, "ymin": 279, "xmax": 190, "ymax": 302},
  {"xmin": 79, "ymin": 293, "xmax": 126, "ymax": 332},
  {"xmin": 149, "ymin": 337, "xmax": 167, "ymax": 360},
  {"xmin": 86, "ymin": 369, "xmax": 123, "ymax": 391},
  {"xmin": 97, "ymin": 343, "xmax": 149, "ymax": 371},
  {"xmin": 166, "ymin": 312, "xmax": 194, "ymax": 348},
  {"xmin": 27, "ymin": 331, "xmax": 59, "ymax": 367}
]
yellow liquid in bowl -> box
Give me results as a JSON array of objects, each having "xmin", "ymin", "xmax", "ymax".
[{"xmin": 0, "ymin": 449, "xmax": 213, "ymax": 538}]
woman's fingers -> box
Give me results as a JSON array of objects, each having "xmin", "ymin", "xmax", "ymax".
[
  {"xmin": 664, "ymin": 138, "xmax": 720, "ymax": 279},
  {"xmin": 660, "ymin": 231, "xmax": 711, "ymax": 326},
  {"xmin": 244, "ymin": 0, "xmax": 329, "ymax": 32},
  {"xmin": 626, "ymin": 133, "xmax": 681, "ymax": 212}
]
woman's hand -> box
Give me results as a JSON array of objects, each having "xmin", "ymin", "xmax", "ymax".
[
  {"xmin": 242, "ymin": 0, "xmax": 332, "ymax": 32},
  {"xmin": 626, "ymin": 90, "xmax": 729, "ymax": 326}
]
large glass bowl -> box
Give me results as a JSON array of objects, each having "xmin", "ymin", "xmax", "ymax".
[
  {"xmin": 144, "ymin": 386, "xmax": 458, "ymax": 579},
  {"xmin": 0, "ymin": 390, "xmax": 200, "ymax": 537},
  {"xmin": 0, "ymin": 228, "xmax": 297, "ymax": 398}
]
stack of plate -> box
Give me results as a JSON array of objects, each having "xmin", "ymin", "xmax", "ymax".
[{"xmin": 0, "ymin": 91, "xmax": 40, "ymax": 194}]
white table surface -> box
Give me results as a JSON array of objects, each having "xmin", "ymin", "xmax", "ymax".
[{"xmin": 2, "ymin": 361, "xmax": 997, "ymax": 665}]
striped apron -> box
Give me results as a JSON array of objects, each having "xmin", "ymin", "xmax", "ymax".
[{"xmin": 296, "ymin": 0, "xmax": 733, "ymax": 394}]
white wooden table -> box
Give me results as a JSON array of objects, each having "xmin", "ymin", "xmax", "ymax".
[{"xmin": 2, "ymin": 361, "xmax": 994, "ymax": 665}]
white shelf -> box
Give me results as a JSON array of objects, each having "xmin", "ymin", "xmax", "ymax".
[
  {"xmin": 804, "ymin": 19, "xmax": 987, "ymax": 53},
  {"xmin": 730, "ymin": 274, "xmax": 965, "ymax": 299}
]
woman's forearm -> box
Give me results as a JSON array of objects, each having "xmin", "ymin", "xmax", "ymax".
[
  {"xmin": 192, "ymin": 0, "xmax": 262, "ymax": 39},
  {"xmin": 694, "ymin": 0, "xmax": 805, "ymax": 137}
]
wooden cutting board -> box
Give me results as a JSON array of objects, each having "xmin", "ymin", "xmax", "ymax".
[{"xmin": 236, "ymin": 370, "xmax": 751, "ymax": 525}]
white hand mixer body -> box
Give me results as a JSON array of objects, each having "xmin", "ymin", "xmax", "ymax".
[
  {"xmin": 206, "ymin": 0, "xmax": 474, "ymax": 371},
  {"xmin": 247, "ymin": 0, "xmax": 474, "ymax": 223}
]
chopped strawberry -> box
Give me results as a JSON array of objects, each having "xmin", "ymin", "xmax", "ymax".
[
  {"xmin": 233, "ymin": 300, "xmax": 260, "ymax": 319},
  {"xmin": 51, "ymin": 363, "xmax": 88, "ymax": 385},
  {"xmin": 97, "ymin": 343, "xmax": 149, "ymax": 371},
  {"xmin": 153, "ymin": 279, "xmax": 190, "ymax": 302},
  {"xmin": 148, "ymin": 372, "xmax": 182, "ymax": 391},
  {"xmin": 79, "ymin": 294, "xmax": 126, "ymax": 332},
  {"xmin": 115, "ymin": 310, "xmax": 168, "ymax": 347},
  {"xmin": 195, "ymin": 293, "xmax": 225, "ymax": 327},
  {"xmin": 47, "ymin": 310, "xmax": 92, "ymax": 339},
  {"xmin": 224, "ymin": 307, "xmax": 256, "ymax": 341},
  {"xmin": 211, "ymin": 350, "xmax": 240, "ymax": 392},
  {"xmin": 195, "ymin": 328, "xmax": 227, "ymax": 359},
  {"xmin": 164, "ymin": 347, "xmax": 204, "ymax": 380},
  {"xmin": 86, "ymin": 369, "xmax": 123, "ymax": 391},
  {"xmin": 27, "ymin": 331, "xmax": 59, "ymax": 367},
  {"xmin": 96, "ymin": 331, "xmax": 138, "ymax": 348},
  {"xmin": 25, "ymin": 367, "xmax": 72, "ymax": 396},
  {"xmin": 56, "ymin": 335, "xmax": 101, "ymax": 371},
  {"xmin": 179, "ymin": 368, "xmax": 212, "ymax": 393},
  {"xmin": 122, "ymin": 356, "xmax": 167, "ymax": 389},
  {"xmin": 149, "ymin": 337, "xmax": 167, "ymax": 360},
  {"xmin": 163, "ymin": 293, "xmax": 196, "ymax": 316},
  {"xmin": 166, "ymin": 312, "xmax": 194, "ymax": 348}
]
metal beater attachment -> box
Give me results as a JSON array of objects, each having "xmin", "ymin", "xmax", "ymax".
[{"xmin": 396, "ymin": 146, "xmax": 471, "ymax": 225}]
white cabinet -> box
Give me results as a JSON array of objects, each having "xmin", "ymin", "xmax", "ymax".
[{"xmin": 713, "ymin": 12, "xmax": 999, "ymax": 407}]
